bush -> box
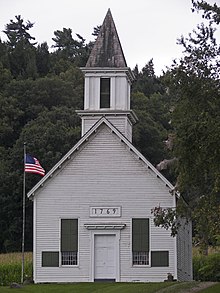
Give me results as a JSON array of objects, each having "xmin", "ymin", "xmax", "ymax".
[{"xmin": 193, "ymin": 253, "xmax": 220, "ymax": 281}]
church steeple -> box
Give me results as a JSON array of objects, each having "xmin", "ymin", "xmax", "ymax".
[
  {"xmin": 86, "ymin": 9, "xmax": 127, "ymax": 68},
  {"xmin": 77, "ymin": 9, "xmax": 137, "ymax": 142}
]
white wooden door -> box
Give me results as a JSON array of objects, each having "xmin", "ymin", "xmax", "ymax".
[{"xmin": 94, "ymin": 234, "xmax": 116, "ymax": 281}]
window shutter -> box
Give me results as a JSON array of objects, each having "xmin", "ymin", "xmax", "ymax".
[
  {"xmin": 61, "ymin": 219, "xmax": 78, "ymax": 252},
  {"xmin": 42, "ymin": 251, "xmax": 59, "ymax": 267},
  {"xmin": 151, "ymin": 251, "xmax": 169, "ymax": 267},
  {"xmin": 132, "ymin": 218, "xmax": 149, "ymax": 252}
]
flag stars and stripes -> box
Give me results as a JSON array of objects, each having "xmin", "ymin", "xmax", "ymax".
[{"xmin": 25, "ymin": 154, "xmax": 45, "ymax": 176}]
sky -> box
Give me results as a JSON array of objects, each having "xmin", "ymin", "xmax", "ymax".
[{"xmin": 0, "ymin": 0, "xmax": 219, "ymax": 75}]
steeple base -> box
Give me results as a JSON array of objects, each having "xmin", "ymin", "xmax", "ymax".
[{"xmin": 76, "ymin": 110, "xmax": 138, "ymax": 142}]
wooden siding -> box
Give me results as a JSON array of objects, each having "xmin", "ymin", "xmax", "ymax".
[
  {"xmin": 177, "ymin": 218, "xmax": 193, "ymax": 281},
  {"xmin": 82, "ymin": 116, "xmax": 132, "ymax": 141},
  {"xmin": 34, "ymin": 125, "xmax": 177, "ymax": 283},
  {"xmin": 84, "ymin": 74, "xmax": 130, "ymax": 111}
]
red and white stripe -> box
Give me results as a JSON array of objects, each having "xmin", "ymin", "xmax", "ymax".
[{"xmin": 25, "ymin": 158, "xmax": 45, "ymax": 176}]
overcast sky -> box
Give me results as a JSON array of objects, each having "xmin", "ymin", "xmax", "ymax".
[{"xmin": 0, "ymin": 0, "xmax": 219, "ymax": 75}]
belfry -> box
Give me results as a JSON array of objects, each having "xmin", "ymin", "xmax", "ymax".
[{"xmin": 77, "ymin": 9, "xmax": 137, "ymax": 141}]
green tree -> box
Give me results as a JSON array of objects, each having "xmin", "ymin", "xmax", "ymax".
[
  {"xmin": 36, "ymin": 42, "xmax": 50, "ymax": 77},
  {"xmin": 0, "ymin": 106, "xmax": 81, "ymax": 252},
  {"xmin": 3, "ymin": 15, "xmax": 37, "ymax": 78},
  {"xmin": 3, "ymin": 15, "xmax": 36, "ymax": 47},
  {"xmin": 132, "ymin": 91, "xmax": 171, "ymax": 166},
  {"xmin": 52, "ymin": 28, "xmax": 90, "ymax": 66},
  {"xmin": 153, "ymin": 0, "xmax": 220, "ymax": 252},
  {"xmin": 132, "ymin": 59, "xmax": 164, "ymax": 96}
]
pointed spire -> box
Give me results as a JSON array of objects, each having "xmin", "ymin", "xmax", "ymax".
[{"xmin": 86, "ymin": 9, "xmax": 127, "ymax": 68}]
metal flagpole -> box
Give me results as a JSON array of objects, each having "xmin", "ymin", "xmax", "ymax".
[{"xmin": 21, "ymin": 142, "xmax": 26, "ymax": 284}]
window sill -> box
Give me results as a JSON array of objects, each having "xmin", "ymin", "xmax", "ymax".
[
  {"xmin": 60, "ymin": 265, "xmax": 79, "ymax": 268},
  {"xmin": 132, "ymin": 264, "xmax": 150, "ymax": 268}
]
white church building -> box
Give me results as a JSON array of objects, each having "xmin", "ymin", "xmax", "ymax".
[{"xmin": 27, "ymin": 9, "xmax": 192, "ymax": 283}]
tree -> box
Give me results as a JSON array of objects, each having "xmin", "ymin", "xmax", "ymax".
[
  {"xmin": 152, "ymin": 0, "xmax": 220, "ymax": 252},
  {"xmin": 52, "ymin": 28, "xmax": 91, "ymax": 66},
  {"xmin": 0, "ymin": 106, "xmax": 81, "ymax": 252},
  {"xmin": 3, "ymin": 15, "xmax": 36, "ymax": 48},
  {"xmin": 132, "ymin": 91, "xmax": 171, "ymax": 167},
  {"xmin": 36, "ymin": 42, "xmax": 50, "ymax": 77},
  {"xmin": 3, "ymin": 15, "xmax": 37, "ymax": 78},
  {"xmin": 132, "ymin": 59, "xmax": 164, "ymax": 96}
]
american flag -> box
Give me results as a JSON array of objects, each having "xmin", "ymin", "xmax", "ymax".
[{"xmin": 25, "ymin": 154, "xmax": 45, "ymax": 176}]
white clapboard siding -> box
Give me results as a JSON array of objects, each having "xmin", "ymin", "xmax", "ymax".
[
  {"xmin": 82, "ymin": 116, "xmax": 132, "ymax": 141},
  {"xmin": 34, "ymin": 124, "xmax": 177, "ymax": 283}
]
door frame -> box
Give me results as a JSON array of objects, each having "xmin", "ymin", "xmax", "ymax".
[{"xmin": 90, "ymin": 230, "xmax": 120, "ymax": 282}]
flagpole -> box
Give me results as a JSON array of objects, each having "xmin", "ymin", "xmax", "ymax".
[{"xmin": 21, "ymin": 142, "xmax": 26, "ymax": 284}]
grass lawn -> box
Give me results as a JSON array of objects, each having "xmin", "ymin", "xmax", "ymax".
[
  {"xmin": 199, "ymin": 283, "xmax": 220, "ymax": 293},
  {"xmin": 0, "ymin": 281, "xmax": 215, "ymax": 293},
  {"xmin": 0, "ymin": 282, "xmax": 176, "ymax": 293}
]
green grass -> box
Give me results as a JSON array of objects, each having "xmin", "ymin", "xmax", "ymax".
[
  {"xmin": 199, "ymin": 283, "xmax": 220, "ymax": 293},
  {"xmin": 0, "ymin": 282, "xmax": 217, "ymax": 293},
  {"xmin": 0, "ymin": 282, "xmax": 177, "ymax": 293}
]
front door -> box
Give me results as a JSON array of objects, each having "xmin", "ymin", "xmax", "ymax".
[{"xmin": 94, "ymin": 234, "xmax": 116, "ymax": 281}]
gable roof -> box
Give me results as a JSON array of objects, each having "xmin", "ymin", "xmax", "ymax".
[
  {"xmin": 86, "ymin": 9, "xmax": 127, "ymax": 68},
  {"xmin": 27, "ymin": 117, "xmax": 176, "ymax": 199}
]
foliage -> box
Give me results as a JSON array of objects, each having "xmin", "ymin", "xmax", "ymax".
[
  {"xmin": 193, "ymin": 252, "xmax": 220, "ymax": 281},
  {"xmin": 0, "ymin": 252, "xmax": 32, "ymax": 286},
  {"xmin": 152, "ymin": 0, "xmax": 220, "ymax": 249},
  {"xmin": 52, "ymin": 28, "xmax": 91, "ymax": 66},
  {"xmin": 151, "ymin": 206, "xmax": 179, "ymax": 236},
  {"xmin": 3, "ymin": 15, "xmax": 36, "ymax": 47},
  {"xmin": 193, "ymin": 195, "xmax": 220, "ymax": 252},
  {"xmin": 132, "ymin": 59, "xmax": 164, "ymax": 96},
  {"xmin": 0, "ymin": 15, "xmax": 85, "ymax": 251},
  {"xmin": 192, "ymin": 0, "xmax": 220, "ymax": 24}
]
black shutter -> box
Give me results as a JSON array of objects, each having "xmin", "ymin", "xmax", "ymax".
[
  {"xmin": 132, "ymin": 218, "xmax": 149, "ymax": 252},
  {"xmin": 42, "ymin": 251, "xmax": 59, "ymax": 267},
  {"xmin": 61, "ymin": 219, "xmax": 78, "ymax": 252},
  {"xmin": 151, "ymin": 251, "xmax": 169, "ymax": 267}
]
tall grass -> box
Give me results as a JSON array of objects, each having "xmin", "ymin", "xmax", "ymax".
[
  {"xmin": 0, "ymin": 252, "xmax": 32, "ymax": 286},
  {"xmin": 193, "ymin": 247, "xmax": 220, "ymax": 282}
]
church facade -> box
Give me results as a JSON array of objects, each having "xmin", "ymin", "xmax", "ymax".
[{"xmin": 28, "ymin": 9, "xmax": 192, "ymax": 283}]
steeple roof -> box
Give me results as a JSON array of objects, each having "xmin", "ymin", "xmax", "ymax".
[{"xmin": 86, "ymin": 9, "xmax": 127, "ymax": 68}]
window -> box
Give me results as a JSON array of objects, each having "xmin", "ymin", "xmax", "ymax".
[
  {"xmin": 100, "ymin": 78, "xmax": 110, "ymax": 108},
  {"xmin": 61, "ymin": 219, "xmax": 78, "ymax": 266},
  {"xmin": 132, "ymin": 218, "xmax": 149, "ymax": 265}
]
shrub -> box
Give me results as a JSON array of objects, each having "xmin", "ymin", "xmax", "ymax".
[{"xmin": 193, "ymin": 253, "xmax": 220, "ymax": 281}]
